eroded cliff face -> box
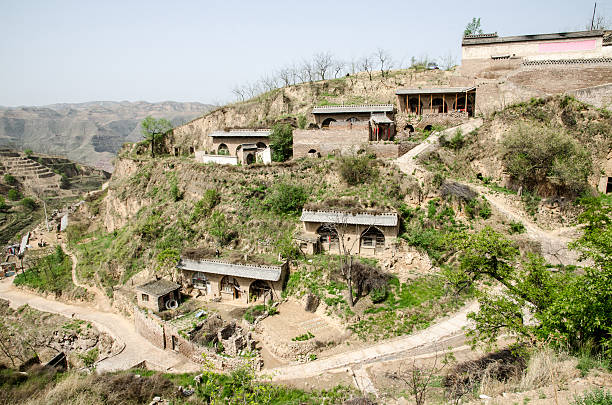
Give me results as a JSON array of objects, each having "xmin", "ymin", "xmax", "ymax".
[{"xmin": 103, "ymin": 158, "xmax": 151, "ymax": 232}]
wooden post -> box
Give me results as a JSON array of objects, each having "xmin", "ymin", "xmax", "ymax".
[
  {"xmin": 418, "ymin": 94, "xmax": 421, "ymax": 115},
  {"xmin": 455, "ymin": 93, "xmax": 458, "ymax": 111},
  {"xmin": 430, "ymin": 94, "xmax": 433, "ymax": 112},
  {"xmin": 443, "ymin": 94, "xmax": 445, "ymax": 113},
  {"xmin": 466, "ymin": 91, "xmax": 468, "ymax": 116}
]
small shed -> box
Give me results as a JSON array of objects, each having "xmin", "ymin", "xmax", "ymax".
[{"xmin": 135, "ymin": 279, "xmax": 181, "ymax": 312}]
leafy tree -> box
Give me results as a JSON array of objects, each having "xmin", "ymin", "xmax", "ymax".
[
  {"xmin": 24, "ymin": 149, "xmax": 33, "ymax": 157},
  {"xmin": 464, "ymin": 17, "xmax": 484, "ymax": 36},
  {"xmin": 453, "ymin": 200, "xmax": 612, "ymax": 356},
  {"xmin": 263, "ymin": 182, "xmax": 307, "ymax": 215},
  {"xmin": 208, "ymin": 211, "xmax": 236, "ymax": 246},
  {"xmin": 141, "ymin": 116, "xmax": 173, "ymax": 158},
  {"xmin": 269, "ymin": 123, "xmax": 293, "ymax": 162}
]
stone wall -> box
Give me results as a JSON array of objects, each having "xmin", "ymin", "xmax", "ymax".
[
  {"xmin": 569, "ymin": 83, "xmax": 612, "ymax": 110},
  {"xmin": 293, "ymin": 127, "xmax": 369, "ymax": 158},
  {"xmin": 133, "ymin": 307, "xmax": 165, "ymax": 349},
  {"xmin": 194, "ymin": 152, "xmax": 238, "ymax": 165},
  {"xmin": 366, "ymin": 143, "xmax": 414, "ymax": 159}
]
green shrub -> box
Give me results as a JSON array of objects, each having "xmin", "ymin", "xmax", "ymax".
[
  {"xmin": 79, "ymin": 348, "xmax": 99, "ymax": 368},
  {"xmin": 369, "ymin": 287, "xmax": 388, "ymax": 303},
  {"xmin": 501, "ymin": 124, "xmax": 591, "ymax": 195},
  {"xmin": 191, "ymin": 189, "xmax": 220, "ymax": 221},
  {"xmin": 60, "ymin": 174, "xmax": 71, "ymax": 190},
  {"xmin": 208, "ymin": 211, "xmax": 236, "ymax": 246},
  {"xmin": 24, "ymin": 149, "xmax": 33, "ymax": 156},
  {"xmin": 338, "ymin": 155, "xmax": 378, "ymax": 185},
  {"xmin": 20, "ymin": 197, "xmax": 37, "ymax": 211},
  {"xmin": 7, "ymin": 189, "xmax": 21, "ymax": 201},
  {"xmin": 441, "ymin": 129, "xmax": 465, "ymax": 150},
  {"xmin": 264, "ymin": 182, "xmax": 307, "ymax": 215},
  {"xmin": 572, "ymin": 389, "xmax": 612, "ymax": 405},
  {"xmin": 3, "ymin": 174, "xmax": 17, "ymax": 185},
  {"xmin": 292, "ymin": 332, "xmax": 314, "ymax": 341},
  {"xmin": 0, "ymin": 196, "xmax": 9, "ymax": 212},
  {"xmin": 509, "ymin": 221, "xmax": 526, "ymax": 234},
  {"xmin": 269, "ymin": 123, "xmax": 293, "ymax": 162},
  {"xmin": 522, "ymin": 192, "xmax": 541, "ymax": 217},
  {"xmin": 297, "ymin": 114, "xmax": 307, "ymax": 129}
]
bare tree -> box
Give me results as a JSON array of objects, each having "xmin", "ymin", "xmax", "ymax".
[
  {"xmin": 360, "ymin": 56, "xmax": 374, "ymax": 81},
  {"xmin": 332, "ymin": 60, "xmax": 346, "ymax": 78},
  {"xmin": 278, "ymin": 67, "xmax": 292, "ymax": 87},
  {"xmin": 375, "ymin": 48, "xmax": 394, "ymax": 77},
  {"xmin": 299, "ymin": 60, "xmax": 315, "ymax": 83},
  {"xmin": 232, "ymin": 85, "xmax": 246, "ymax": 102},
  {"xmin": 386, "ymin": 349, "xmax": 454, "ymax": 405},
  {"xmin": 440, "ymin": 51, "xmax": 457, "ymax": 71},
  {"xmin": 313, "ymin": 52, "xmax": 334, "ymax": 80}
]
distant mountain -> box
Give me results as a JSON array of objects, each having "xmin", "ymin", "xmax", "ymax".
[{"xmin": 0, "ymin": 101, "xmax": 214, "ymax": 172}]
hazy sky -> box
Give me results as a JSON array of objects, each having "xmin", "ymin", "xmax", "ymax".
[{"xmin": 1, "ymin": 0, "xmax": 611, "ymax": 106}]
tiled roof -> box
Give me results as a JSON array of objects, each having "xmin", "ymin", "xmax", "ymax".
[
  {"xmin": 395, "ymin": 87, "xmax": 476, "ymax": 95},
  {"xmin": 209, "ymin": 129, "xmax": 271, "ymax": 138},
  {"xmin": 371, "ymin": 114, "xmax": 394, "ymax": 124},
  {"xmin": 462, "ymin": 30, "xmax": 604, "ymax": 46},
  {"xmin": 300, "ymin": 210, "xmax": 398, "ymax": 227},
  {"xmin": 312, "ymin": 104, "xmax": 394, "ymax": 114},
  {"xmin": 136, "ymin": 279, "xmax": 180, "ymax": 296},
  {"xmin": 177, "ymin": 258, "xmax": 283, "ymax": 282}
]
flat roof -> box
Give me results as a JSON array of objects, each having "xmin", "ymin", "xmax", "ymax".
[
  {"xmin": 462, "ymin": 30, "xmax": 604, "ymax": 46},
  {"xmin": 300, "ymin": 210, "xmax": 398, "ymax": 227},
  {"xmin": 178, "ymin": 258, "xmax": 283, "ymax": 282},
  {"xmin": 136, "ymin": 279, "xmax": 180, "ymax": 296},
  {"xmin": 395, "ymin": 87, "xmax": 476, "ymax": 95},
  {"xmin": 371, "ymin": 114, "xmax": 394, "ymax": 124},
  {"xmin": 312, "ymin": 104, "xmax": 394, "ymax": 114},
  {"xmin": 209, "ymin": 129, "xmax": 271, "ymax": 138}
]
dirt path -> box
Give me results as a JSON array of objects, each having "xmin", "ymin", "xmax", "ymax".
[
  {"xmin": 395, "ymin": 118, "xmax": 582, "ymax": 266},
  {"xmin": 267, "ymin": 301, "xmax": 477, "ymax": 381},
  {"xmin": 0, "ymin": 277, "xmax": 199, "ymax": 373},
  {"xmin": 63, "ymin": 243, "xmax": 114, "ymax": 312}
]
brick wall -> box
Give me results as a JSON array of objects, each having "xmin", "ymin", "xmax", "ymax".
[{"xmin": 293, "ymin": 127, "xmax": 369, "ymax": 158}]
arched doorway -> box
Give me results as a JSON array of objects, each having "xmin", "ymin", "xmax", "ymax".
[
  {"xmin": 409, "ymin": 99, "xmax": 423, "ymax": 114},
  {"xmin": 453, "ymin": 95, "xmax": 466, "ymax": 112},
  {"xmin": 249, "ymin": 280, "xmax": 272, "ymax": 302},
  {"xmin": 404, "ymin": 124, "xmax": 414, "ymax": 133},
  {"xmin": 346, "ymin": 117, "xmax": 359, "ymax": 123},
  {"xmin": 361, "ymin": 227, "xmax": 385, "ymax": 253},
  {"xmin": 245, "ymin": 153, "xmax": 255, "ymax": 165},
  {"xmin": 423, "ymin": 125, "xmax": 433, "ymax": 132},
  {"xmin": 220, "ymin": 276, "xmax": 241, "ymax": 299},
  {"xmin": 317, "ymin": 224, "xmax": 339, "ymax": 252},
  {"xmin": 256, "ymin": 142, "xmax": 267, "ymax": 149},
  {"xmin": 218, "ymin": 144, "xmax": 229, "ymax": 155},
  {"xmin": 321, "ymin": 118, "xmax": 336, "ymax": 128}
]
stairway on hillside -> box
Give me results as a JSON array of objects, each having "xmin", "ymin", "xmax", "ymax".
[{"xmin": 0, "ymin": 149, "xmax": 62, "ymax": 196}]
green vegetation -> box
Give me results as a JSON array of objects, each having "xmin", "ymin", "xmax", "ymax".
[
  {"xmin": 464, "ymin": 17, "xmax": 483, "ymax": 36},
  {"xmin": 141, "ymin": 116, "xmax": 173, "ymax": 158},
  {"xmin": 19, "ymin": 197, "xmax": 37, "ymax": 211},
  {"xmin": 501, "ymin": 123, "xmax": 591, "ymax": 196},
  {"xmin": 446, "ymin": 196, "xmax": 612, "ymax": 358},
  {"xmin": 14, "ymin": 246, "xmax": 88, "ymax": 300},
  {"xmin": 269, "ymin": 123, "xmax": 293, "ymax": 162},
  {"xmin": 572, "ymin": 389, "xmax": 612, "ymax": 405},
  {"xmin": 263, "ymin": 182, "xmax": 308, "ymax": 216},
  {"xmin": 3, "ymin": 174, "xmax": 16, "ymax": 186},
  {"xmin": 78, "ymin": 347, "xmax": 99, "ymax": 368},
  {"xmin": 509, "ymin": 221, "xmax": 526, "ymax": 234},
  {"xmin": 0, "ymin": 197, "xmax": 8, "ymax": 213},
  {"xmin": 191, "ymin": 189, "xmax": 220, "ymax": 221},
  {"xmin": 24, "ymin": 149, "xmax": 33, "ymax": 156},
  {"xmin": 338, "ymin": 154, "xmax": 378, "ymax": 186},
  {"xmin": 292, "ymin": 331, "xmax": 315, "ymax": 341},
  {"xmin": 297, "ymin": 114, "xmax": 307, "ymax": 129},
  {"xmin": 7, "ymin": 189, "xmax": 21, "ymax": 201},
  {"xmin": 243, "ymin": 304, "xmax": 279, "ymax": 324}
]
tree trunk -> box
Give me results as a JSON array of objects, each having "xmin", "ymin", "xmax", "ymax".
[
  {"xmin": 151, "ymin": 137, "xmax": 155, "ymax": 158},
  {"xmin": 347, "ymin": 255, "xmax": 354, "ymax": 307}
]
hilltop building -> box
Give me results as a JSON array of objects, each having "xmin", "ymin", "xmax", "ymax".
[
  {"xmin": 135, "ymin": 279, "xmax": 181, "ymax": 312},
  {"xmin": 298, "ymin": 209, "xmax": 399, "ymax": 257},
  {"xmin": 194, "ymin": 129, "xmax": 272, "ymax": 165},
  {"xmin": 177, "ymin": 251, "xmax": 288, "ymax": 304}
]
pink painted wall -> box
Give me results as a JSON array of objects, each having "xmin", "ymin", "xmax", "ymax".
[{"xmin": 538, "ymin": 40, "xmax": 596, "ymax": 53}]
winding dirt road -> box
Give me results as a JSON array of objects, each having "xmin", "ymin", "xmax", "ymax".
[{"xmin": 0, "ymin": 275, "xmax": 199, "ymax": 373}]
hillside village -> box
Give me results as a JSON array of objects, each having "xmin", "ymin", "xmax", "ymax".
[{"xmin": 0, "ymin": 23, "xmax": 612, "ymax": 405}]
